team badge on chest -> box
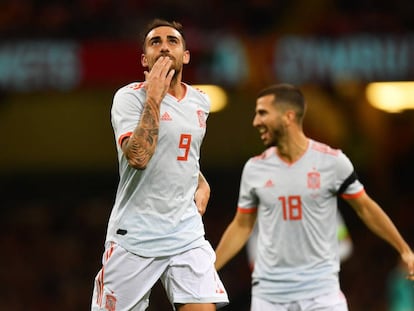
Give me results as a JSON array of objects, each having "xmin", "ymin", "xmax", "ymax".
[{"xmin": 307, "ymin": 170, "xmax": 321, "ymax": 190}]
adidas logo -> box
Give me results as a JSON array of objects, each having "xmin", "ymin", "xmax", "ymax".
[
  {"xmin": 264, "ymin": 179, "xmax": 274, "ymax": 187},
  {"xmin": 161, "ymin": 112, "xmax": 172, "ymax": 121}
]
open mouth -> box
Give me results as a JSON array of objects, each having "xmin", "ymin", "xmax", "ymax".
[{"xmin": 258, "ymin": 127, "xmax": 268, "ymax": 140}]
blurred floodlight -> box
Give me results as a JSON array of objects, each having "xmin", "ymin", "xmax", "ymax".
[
  {"xmin": 193, "ymin": 85, "xmax": 228, "ymax": 113},
  {"xmin": 366, "ymin": 82, "xmax": 414, "ymax": 113}
]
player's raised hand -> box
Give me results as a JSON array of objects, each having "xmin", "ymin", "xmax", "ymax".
[
  {"xmin": 401, "ymin": 250, "xmax": 414, "ymax": 280},
  {"xmin": 143, "ymin": 56, "xmax": 175, "ymax": 106}
]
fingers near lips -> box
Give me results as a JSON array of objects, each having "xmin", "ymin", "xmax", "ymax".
[
  {"xmin": 161, "ymin": 58, "xmax": 173, "ymax": 78},
  {"xmin": 154, "ymin": 57, "xmax": 172, "ymax": 73}
]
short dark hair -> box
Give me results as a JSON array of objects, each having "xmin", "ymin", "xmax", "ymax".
[
  {"xmin": 257, "ymin": 83, "xmax": 306, "ymax": 122},
  {"xmin": 141, "ymin": 18, "xmax": 186, "ymax": 51}
]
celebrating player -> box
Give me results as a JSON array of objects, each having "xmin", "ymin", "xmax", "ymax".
[
  {"xmin": 215, "ymin": 83, "xmax": 414, "ymax": 310},
  {"xmin": 91, "ymin": 19, "xmax": 228, "ymax": 311}
]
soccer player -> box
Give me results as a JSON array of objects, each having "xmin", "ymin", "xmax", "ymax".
[
  {"xmin": 215, "ymin": 83, "xmax": 414, "ymax": 310},
  {"xmin": 91, "ymin": 19, "xmax": 228, "ymax": 311}
]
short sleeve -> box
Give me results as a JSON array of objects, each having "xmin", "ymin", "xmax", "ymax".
[
  {"xmin": 335, "ymin": 151, "xmax": 364, "ymax": 198},
  {"xmin": 237, "ymin": 160, "xmax": 258, "ymax": 212},
  {"xmin": 111, "ymin": 85, "xmax": 145, "ymax": 147}
]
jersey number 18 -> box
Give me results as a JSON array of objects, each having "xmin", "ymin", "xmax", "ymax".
[{"xmin": 279, "ymin": 195, "xmax": 302, "ymax": 220}]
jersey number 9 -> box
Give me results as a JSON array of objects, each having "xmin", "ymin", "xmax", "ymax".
[{"xmin": 177, "ymin": 134, "xmax": 192, "ymax": 161}]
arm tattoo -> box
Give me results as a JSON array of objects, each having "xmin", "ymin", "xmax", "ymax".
[{"xmin": 126, "ymin": 101, "xmax": 160, "ymax": 168}]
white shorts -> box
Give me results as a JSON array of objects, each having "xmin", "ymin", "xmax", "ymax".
[
  {"xmin": 251, "ymin": 290, "xmax": 348, "ymax": 311},
  {"xmin": 91, "ymin": 242, "xmax": 228, "ymax": 311}
]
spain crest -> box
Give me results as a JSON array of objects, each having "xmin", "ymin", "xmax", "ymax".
[{"xmin": 307, "ymin": 171, "xmax": 321, "ymax": 190}]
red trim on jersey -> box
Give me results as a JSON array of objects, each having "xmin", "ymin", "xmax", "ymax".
[
  {"xmin": 128, "ymin": 82, "xmax": 145, "ymax": 90},
  {"xmin": 96, "ymin": 242, "xmax": 116, "ymax": 307},
  {"xmin": 97, "ymin": 267, "xmax": 104, "ymax": 306},
  {"xmin": 252, "ymin": 147, "xmax": 276, "ymax": 161},
  {"xmin": 311, "ymin": 140, "xmax": 339, "ymax": 156},
  {"xmin": 340, "ymin": 188, "xmax": 365, "ymax": 199},
  {"xmin": 118, "ymin": 132, "xmax": 133, "ymax": 147},
  {"xmin": 237, "ymin": 206, "xmax": 258, "ymax": 214},
  {"xmin": 168, "ymin": 82, "xmax": 188, "ymax": 102},
  {"xmin": 193, "ymin": 85, "xmax": 207, "ymax": 94}
]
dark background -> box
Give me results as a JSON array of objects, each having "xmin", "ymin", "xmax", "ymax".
[{"xmin": 1, "ymin": 0, "xmax": 414, "ymax": 310}]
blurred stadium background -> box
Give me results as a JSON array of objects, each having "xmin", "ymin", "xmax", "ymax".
[{"xmin": 1, "ymin": 0, "xmax": 414, "ymax": 310}]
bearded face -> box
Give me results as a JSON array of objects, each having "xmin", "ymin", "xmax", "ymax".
[
  {"xmin": 141, "ymin": 26, "xmax": 190, "ymax": 82},
  {"xmin": 253, "ymin": 95, "xmax": 288, "ymax": 148}
]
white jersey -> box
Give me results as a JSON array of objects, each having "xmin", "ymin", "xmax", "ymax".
[
  {"xmin": 238, "ymin": 139, "xmax": 364, "ymax": 303},
  {"xmin": 106, "ymin": 82, "xmax": 210, "ymax": 257}
]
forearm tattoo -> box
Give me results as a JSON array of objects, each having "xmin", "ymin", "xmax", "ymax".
[{"xmin": 127, "ymin": 101, "xmax": 160, "ymax": 167}]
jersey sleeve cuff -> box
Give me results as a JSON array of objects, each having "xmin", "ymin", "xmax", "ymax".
[
  {"xmin": 340, "ymin": 188, "xmax": 365, "ymax": 199},
  {"xmin": 237, "ymin": 206, "xmax": 258, "ymax": 214},
  {"xmin": 118, "ymin": 132, "xmax": 133, "ymax": 147}
]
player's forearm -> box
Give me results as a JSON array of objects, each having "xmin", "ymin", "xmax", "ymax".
[
  {"xmin": 197, "ymin": 172, "xmax": 210, "ymax": 195},
  {"xmin": 355, "ymin": 197, "xmax": 412, "ymax": 255},
  {"xmin": 124, "ymin": 99, "xmax": 160, "ymax": 169},
  {"xmin": 194, "ymin": 172, "xmax": 210, "ymax": 215},
  {"xmin": 215, "ymin": 222, "xmax": 252, "ymax": 270},
  {"xmin": 372, "ymin": 213, "xmax": 411, "ymax": 256}
]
